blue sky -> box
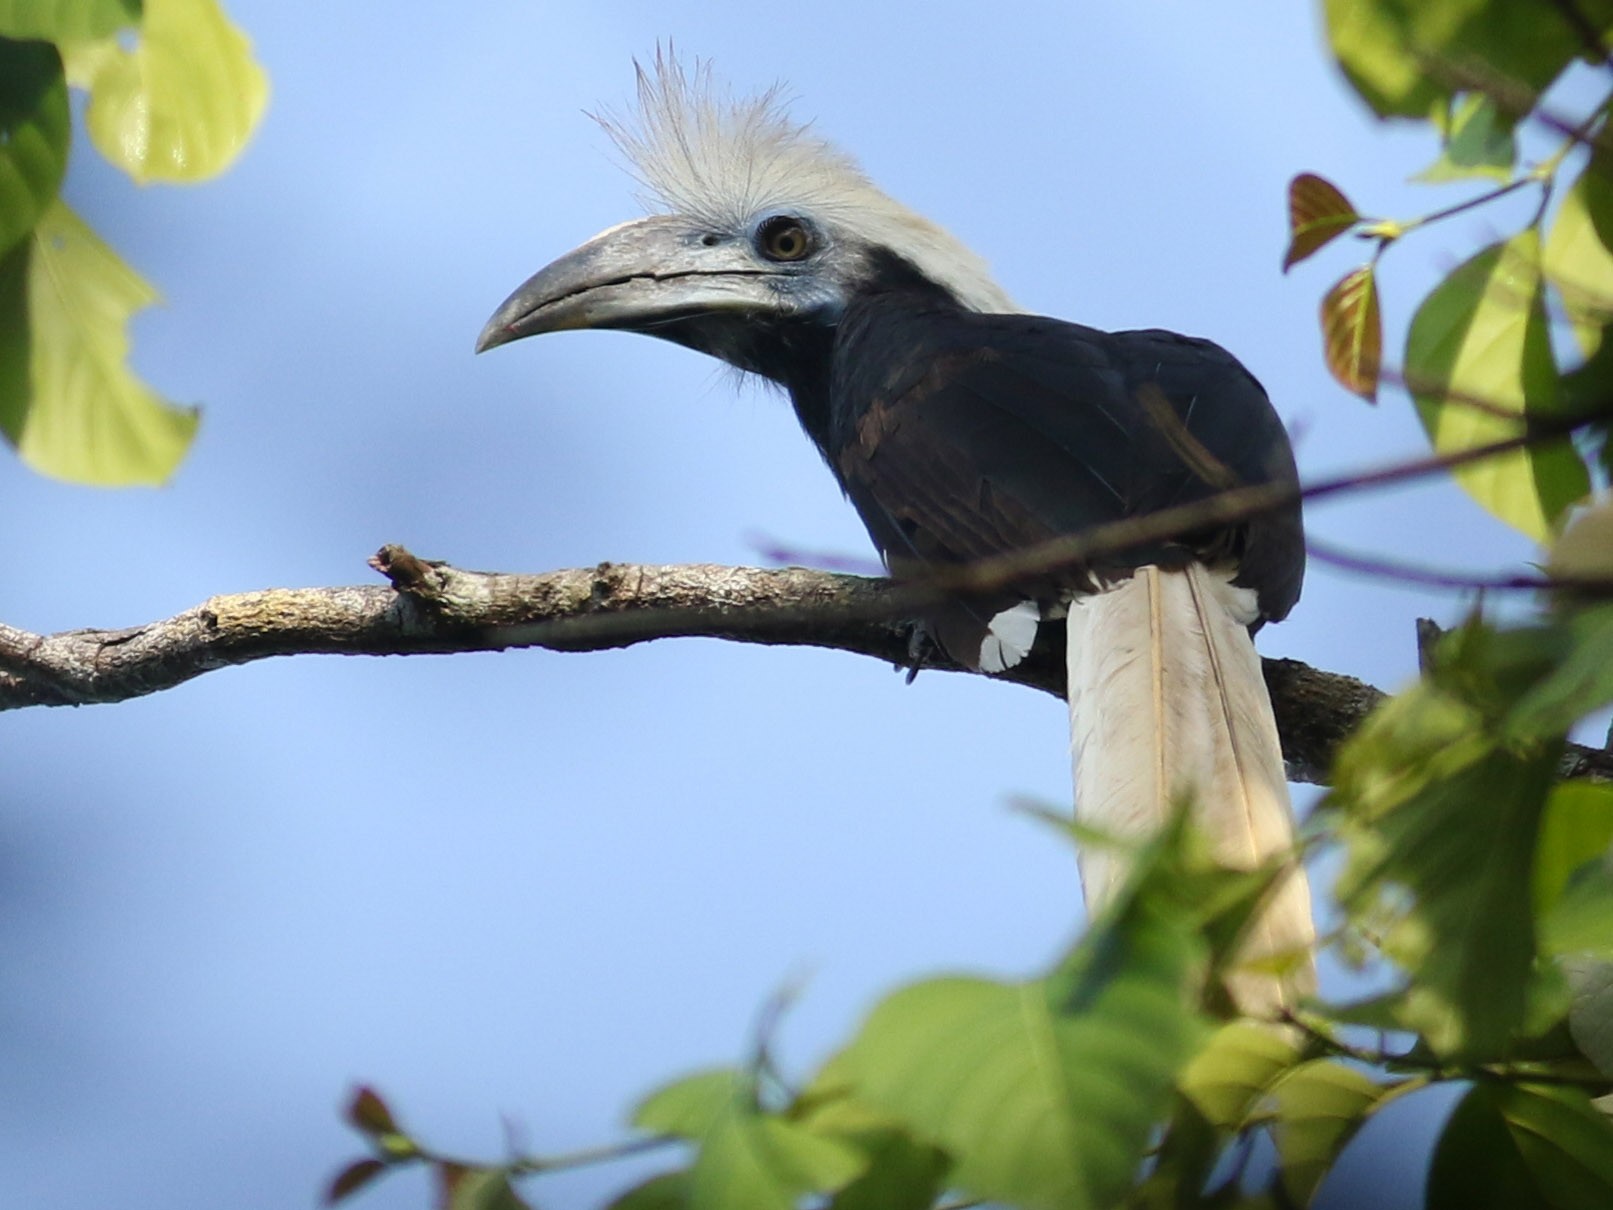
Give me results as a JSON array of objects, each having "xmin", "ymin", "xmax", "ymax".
[{"xmin": 3, "ymin": 2, "xmax": 1552, "ymax": 1207}]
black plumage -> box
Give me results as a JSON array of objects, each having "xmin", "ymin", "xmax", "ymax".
[{"xmin": 760, "ymin": 263, "xmax": 1304, "ymax": 670}]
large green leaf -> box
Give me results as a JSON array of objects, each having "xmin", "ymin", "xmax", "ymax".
[
  {"xmin": 632, "ymin": 1067, "xmax": 866, "ymax": 1210},
  {"xmin": 829, "ymin": 845, "xmax": 1212, "ymax": 1210},
  {"xmin": 1544, "ymin": 157, "xmax": 1613, "ymax": 358},
  {"xmin": 0, "ymin": 0, "xmax": 139, "ymax": 40},
  {"xmin": 1404, "ymin": 231, "xmax": 1589, "ymax": 542},
  {"xmin": 1329, "ymin": 623, "xmax": 1561, "ymax": 1058},
  {"xmin": 76, "ymin": 0, "xmax": 266, "ymax": 183},
  {"xmin": 1323, "ymin": 0, "xmax": 1613, "ymax": 122},
  {"xmin": 0, "ymin": 38, "xmax": 68, "ymax": 259},
  {"xmin": 1428, "ymin": 1082, "xmax": 1613, "ymax": 1209},
  {"xmin": 1267, "ymin": 1060, "xmax": 1405, "ymax": 1206},
  {"xmin": 0, "ymin": 199, "xmax": 198, "ymax": 485}
]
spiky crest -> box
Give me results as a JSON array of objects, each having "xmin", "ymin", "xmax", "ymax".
[{"xmin": 595, "ymin": 52, "xmax": 1016, "ymax": 315}]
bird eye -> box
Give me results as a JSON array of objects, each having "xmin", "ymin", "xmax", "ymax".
[{"xmin": 756, "ymin": 215, "xmax": 813, "ymax": 262}]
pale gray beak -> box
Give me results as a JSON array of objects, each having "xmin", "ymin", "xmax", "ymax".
[{"xmin": 475, "ymin": 214, "xmax": 781, "ymax": 354}]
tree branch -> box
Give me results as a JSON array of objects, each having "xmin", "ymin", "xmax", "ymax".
[{"xmin": 4, "ymin": 546, "xmax": 1608, "ymax": 787}]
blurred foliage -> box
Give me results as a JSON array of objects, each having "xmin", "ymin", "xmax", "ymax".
[
  {"xmin": 0, "ymin": 0, "xmax": 264, "ymax": 485},
  {"xmin": 10, "ymin": 0, "xmax": 1587, "ymax": 1205}
]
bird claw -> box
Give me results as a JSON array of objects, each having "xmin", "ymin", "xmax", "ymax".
[{"xmin": 903, "ymin": 622, "xmax": 938, "ymax": 684}]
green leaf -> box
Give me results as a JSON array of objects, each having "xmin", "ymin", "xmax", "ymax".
[
  {"xmin": 437, "ymin": 1166, "xmax": 531, "ymax": 1210},
  {"xmin": 1321, "ymin": 264, "xmax": 1382, "ymax": 402},
  {"xmin": 76, "ymin": 0, "xmax": 266, "ymax": 184},
  {"xmin": 1503, "ymin": 605, "xmax": 1613, "ymax": 742},
  {"xmin": 1267, "ymin": 1060, "xmax": 1401, "ymax": 1206},
  {"xmin": 1543, "ymin": 157, "xmax": 1613, "ymax": 358},
  {"xmin": 1415, "ymin": 94, "xmax": 1517, "ymax": 183},
  {"xmin": 633, "ymin": 1067, "xmax": 866, "ymax": 1210},
  {"xmin": 1429, "ymin": 1082, "xmax": 1613, "ymax": 1209},
  {"xmin": 823, "ymin": 1127, "xmax": 948, "ymax": 1210},
  {"xmin": 0, "ymin": 199, "xmax": 199, "ymax": 484},
  {"xmin": 1329, "ymin": 624, "xmax": 1562, "ymax": 1057},
  {"xmin": 0, "ymin": 0, "xmax": 139, "ymax": 40},
  {"xmin": 0, "ymin": 38, "xmax": 68, "ymax": 259},
  {"xmin": 604, "ymin": 1170, "xmax": 690, "ymax": 1210},
  {"xmin": 1565, "ymin": 958, "xmax": 1613, "ymax": 1077},
  {"xmin": 1545, "ymin": 870, "xmax": 1613, "ymax": 961},
  {"xmin": 831, "ymin": 868, "xmax": 1209, "ymax": 1210},
  {"xmin": 1404, "ymin": 231, "xmax": 1590, "ymax": 542},
  {"xmin": 1322, "ymin": 0, "xmax": 1613, "ymax": 122},
  {"xmin": 1284, "ymin": 173, "xmax": 1361, "ymax": 271},
  {"xmin": 795, "ymin": 1091, "xmax": 949, "ymax": 1210},
  {"xmin": 1534, "ymin": 781, "xmax": 1613, "ymax": 919},
  {"xmin": 1178, "ymin": 1020, "xmax": 1306, "ymax": 1128},
  {"xmin": 635, "ymin": 1068, "xmax": 740, "ymax": 1137}
]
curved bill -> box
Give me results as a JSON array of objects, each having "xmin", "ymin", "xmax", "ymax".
[{"xmin": 475, "ymin": 214, "xmax": 778, "ymax": 353}]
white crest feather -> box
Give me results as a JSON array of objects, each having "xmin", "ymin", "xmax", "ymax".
[{"xmin": 595, "ymin": 52, "xmax": 1016, "ymax": 315}]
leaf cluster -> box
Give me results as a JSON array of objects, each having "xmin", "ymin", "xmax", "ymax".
[
  {"xmin": 0, "ymin": 0, "xmax": 265, "ymax": 484},
  {"xmin": 1288, "ymin": 1, "xmax": 1613, "ymax": 544},
  {"xmin": 317, "ymin": 5, "xmax": 1613, "ymax": 1207}
]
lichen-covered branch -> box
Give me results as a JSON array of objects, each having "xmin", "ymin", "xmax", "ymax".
[{"xmin": 8, "ymin": 544, "xmax": 1598, "ymax": 788}]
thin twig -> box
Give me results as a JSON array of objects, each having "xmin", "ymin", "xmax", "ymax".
[{"xmin": 1307, "ymin": 537, "xmax": 1608, "ymax": 594}]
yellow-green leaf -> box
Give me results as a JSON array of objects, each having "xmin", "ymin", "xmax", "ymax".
[
  {"xmin": 1415, "ymin": 93, "xmax": 1517, "ymax": 184},
  {"xmin": 633, "ymin": 1067, "xmax": 867, "ymax": 1210},
  {"xmin": 1404, "ymin": 230, "xmax": 1590, "ymax": 542},
  {"xmin": 1267, "ymin": 1060, "xmax": 1398, "ymax": 1205},
  {"xmin": 76, "ymin": 0, "xmax": 266, "ymax": 183},
  {"xmin": 0, "ymin": 38, "xmax": 69, "ymax": 258},
  {"xmin": 1534, "ymin": 781, "xmax": 1613, "ymax": 920},
  {"xmin": 1323, "ymin": 0, "xmax": 1613, "ymax": 122},
  {"xmin": 0, "ymin": 199, "xmax": 198, "ymax": 485},
  {"xmin": 1321, "ymin": 264, "xmax": 1381, "ymax": 401},
  {"xmin": 1544, "ymin": 157, "xmax": 1613, "ymax": 359},
  {"xmin": 1284, "ymin": 173, "xmax": 1361, "ymax": 271},
  {"xmin": 603, "ymin": 1171, "xmax": 690, "ymax": 1210},
  {"xmin": 0, "ymin": 0, "xmax": 139, "ymax": 40},
  {"xmin": 1179, "ymin": 1020, "xmax": 1305, "ymax": 1129}
]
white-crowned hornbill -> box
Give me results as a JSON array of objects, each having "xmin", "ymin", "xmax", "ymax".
[{"xmin": 477, "ymin": 59, "xmax": 1315, "ymax": 1012}]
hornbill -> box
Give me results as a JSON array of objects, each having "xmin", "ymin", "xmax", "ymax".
[{"xmin": 477, "ymin": 59, "xmax": 1315, "ymax": 1012}]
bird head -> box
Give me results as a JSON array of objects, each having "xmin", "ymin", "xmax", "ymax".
[{"xmin": 475, "ymin": 55, "xmax": 1013, "ymax": 380}]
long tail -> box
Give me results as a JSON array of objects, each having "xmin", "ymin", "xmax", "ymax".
[{"xmin": 1065, "ymin": 562, "xmax": 1316, "ymax": 1015}]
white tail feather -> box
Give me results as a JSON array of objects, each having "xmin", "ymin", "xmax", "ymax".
[{"xmin": 1066, "ymin": 563, "xmax": 1316, "ymax": 1014}]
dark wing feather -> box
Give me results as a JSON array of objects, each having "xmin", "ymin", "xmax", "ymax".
[{"xmin": 826, "ymin": 301, "xmax": 1304, "ymax": 646}]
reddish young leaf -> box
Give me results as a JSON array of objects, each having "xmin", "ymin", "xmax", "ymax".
[
  {"xmin": 326, "ymin": 1157, "xmax": 389, "ymax": 1205},
  {"xmin": 344, "ymin": 1086, "xmax": 399, "ymax": 1137},
  {"xmin": 1284, "ymin": 173, "xmax": 1361, "ymax": 272},
  {"xmin": 1321, "ymin": 265, "xmax": 1382, "ymax": 402}
]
